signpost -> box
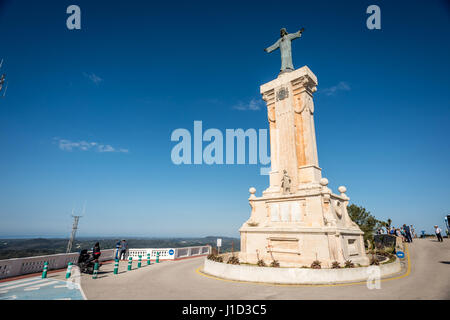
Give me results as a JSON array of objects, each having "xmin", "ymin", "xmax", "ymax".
[{"xmin": 217, "ymin": 238, "xmax": 222, "ymax": 254}]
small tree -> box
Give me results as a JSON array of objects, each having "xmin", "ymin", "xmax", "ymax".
[
  {"xmin": 387, "ymin": 218, "xmax": 392, "ymax": 228},
  {"xmin": 347, "ymin": 204, "xmax": 384, "ymax": 243}
]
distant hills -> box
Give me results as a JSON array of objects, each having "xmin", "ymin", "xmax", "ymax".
[{"xmin": 0, "ymin": 236, "xmax": 240, "ymax": 260}]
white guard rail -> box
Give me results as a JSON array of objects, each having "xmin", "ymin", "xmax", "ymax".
[
  {"xmin": 127, "ymin": 246, "xmax": 211, "ymax": 260},
  {"xmin": 0, "ymin": 249, "xmax": 115, "ymax": 280},
  {"xmin": 0, "ymin": 246, "xmax": 211, "ymax": 280}
]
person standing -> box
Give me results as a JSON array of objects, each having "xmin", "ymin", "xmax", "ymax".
[
  {"xmin": 119, "ymin": 239, "xmax": 128, "ymax": 260},
  {"xmin": 92, "ymin": 242, "xmax": 101, "ymax": 262},
  {"xmin": 410, "ymin": 225, "xmax": 416, "ymax": 238},
  {"xmin": 435, "ymin": 225, "xmax": 443, "ymax": 242},
  {"xmin": 395, "ymin": 228, "xmax": 405, "ymax": 242},
  {"xmin": 403, "ymin": 224, "xmax": 413, "ymax": 243},
  {"xmin": 115, "ymin": 240, "xmax": 121, "ymax": 260}
]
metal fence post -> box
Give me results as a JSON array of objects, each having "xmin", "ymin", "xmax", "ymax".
[
  {"xmin": 114, "ymin": 259, "xmax": 119, "ymax": 275},
  {"xmin": 65, "ymin": 262, "xmax": 73, "ymax": 279},
  {"xmin": 41, "ymin": 261, "xmax": 48, "ymax": 279},
  {"xmin": 127, "ymin": 256, "xmax": 132, "ymax": 271}
]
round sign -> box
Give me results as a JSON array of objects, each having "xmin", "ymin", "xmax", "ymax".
[
  {"xmin": 169, "ymin": 249, "xmax": 174, "ymax": 255},
  {"xmin": 396, "ymin": 251, "xmax": 405, "ymax": 258}
]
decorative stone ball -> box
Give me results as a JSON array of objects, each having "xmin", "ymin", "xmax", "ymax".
[
  {"xmin": 338, "ymin": 186, "xmax": 347, "ymax": 193},
  {"xmin": 249, "ymin": 187, "xmax": 256, "ymax": 195},
  {"xmin": 319, "ymin": 178, "xmax": 329, "ymax": 186}
]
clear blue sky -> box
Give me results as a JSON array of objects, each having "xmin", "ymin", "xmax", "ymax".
[{"xmin": 0, "ymin": 0, "xmax": 449, "ymax": 237}]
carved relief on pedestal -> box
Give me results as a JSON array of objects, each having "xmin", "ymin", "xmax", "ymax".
[
  {"xmin": 320, "ymin": 178, "xmax": 337, "ymax": 227},
  {"xmin": 276, "ymin": 87, "xmax": 289, "ymax": 101},
  {"xmin": 291, "ymin": 201, "xmax": 301, "ymax": 222},
  {"xmin": 338, "ymin": 186, "xmax": 358, "ymax": 228},
  {"xmin": 281, "ymin": 170, "xmax": 292, "ymax": 194},
  {"xmin": 327, "ymin": 233, "xmax": 339, "ymax": 261},
  {"xmin": 334, "ymin": 200, "xmax": 343, "ymax": 220},
  {"xmin": 266, "ymin": 237, "xmax": 301, "ymax": 256},
  {"xmin": 267, "ymin": 200, "xmax": 304, "ymax": 224},
  {"xmin": 270, "ymin": 203, "xmax": 279, "ymax": 222}
]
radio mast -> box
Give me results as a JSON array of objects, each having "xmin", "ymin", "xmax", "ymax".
[{"xmin": 66, "ymin": 205, "xmax": 85, "ymax": 253}]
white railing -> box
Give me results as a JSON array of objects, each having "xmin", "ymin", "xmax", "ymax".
[
  {"xmin": 127, "ymin": 245, "xmax": 211, "ymax": 260},
  {"xmin": 0, "ymin": 249, "xmax": 115, "ymax": 280},
  {"xmin": 0, "ymin": 246, "xmax": 210, "ymax": 280}
]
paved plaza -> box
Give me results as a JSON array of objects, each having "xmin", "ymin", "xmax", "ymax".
[
  {"xmin": 1, "ymin": 238, "xmax": 448, "ymax": 300},
  {"xmin": 81, "ymin": 238, "xmax": 449, "ymax": 299}
]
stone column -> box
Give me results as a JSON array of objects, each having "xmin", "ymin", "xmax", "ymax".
[
  {"xmin": 292, "ymin": 73, "xmax": 321, "ymax": 185},
  {"xmin": 262, "ymin": 90, "xmax": 281, "ymax": 194},
  {"xmin": 260, "ymin": 66, "xmax": 321, "ymax": 194}
]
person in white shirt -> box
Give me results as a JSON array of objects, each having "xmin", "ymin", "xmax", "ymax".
[
  {"xmin": 410, "ymin": 225, "xmax": 416, "ymax": 238},
  {"xmin": 434, "ymin": 225, "xmax": 443, "ymax": 242}
]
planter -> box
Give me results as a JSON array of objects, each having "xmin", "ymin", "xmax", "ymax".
[{"xmin": 203, "ymin": 257, "xmax": 401, "ymax": 285}]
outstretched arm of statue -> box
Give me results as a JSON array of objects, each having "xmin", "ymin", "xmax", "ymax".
[
  {"xmin": 264, "ymin": 39, "xmax": 280, "ymax": 53},
  {"xmin": 288, "ymin": 28, "xmax": 304, "ymax": 40}
]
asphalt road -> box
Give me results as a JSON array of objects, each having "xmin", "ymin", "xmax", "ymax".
[{"xmin": 77, "ymin": 238, "xmax": 449, "ymax": 299}]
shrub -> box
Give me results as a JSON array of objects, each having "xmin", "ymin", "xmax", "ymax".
[
  {"xmin": 257, "ymin": 259, "xmax": 266, "ymax": 267},
  {"xmin": 311, "ymin": 260, "xmax": 321, "ymax": 269},
  {"xmin": 207, "ymin": 253, "xmax": 216, "ymax": 261},
  {"xmin": 370, "ymin": 256, "xmax": 379, "ymax": 265},
  {"xmin": 331, "ymin": 261, "xmax": 340, "ymax": 269},
  {"xmin": 382, "ymin": 255, "xmax": 396, "ymax": 264},
  {"xmin": 270, "ymin": 260, "xmax": 280, "ymax": 268},
  {"xmin": 227, "ymin": 256, "xmax": 240, "ymax": 265},
  {"xmin": 344, "ymin": 260, "xmax": 354, "ymax": 268},
  {"xmin": 207, "ymin": 253, "xmax": 223, "ymax": 263}
]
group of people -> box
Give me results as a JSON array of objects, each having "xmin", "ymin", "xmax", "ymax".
[
  {"xmin": 115, "ymin": 239, "xmax": 128, "ymax": 260},
  {"xmin": 376, "ymin": 224, "xmax": 415, "ymax": 243},
  {"xmin": 377, "ymin": 224, "xmax": 446, "ymax": 243},
  {"xmin": 82, "ymin": 240, "xmax": 128, "ymax": 262}
]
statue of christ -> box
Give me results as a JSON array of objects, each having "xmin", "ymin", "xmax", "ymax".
[{"xmin": 264, "ymin": 27, "xmax": 304, "ymax": 74}]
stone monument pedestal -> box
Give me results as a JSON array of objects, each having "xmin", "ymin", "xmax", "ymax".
[{"xmin": 239, "ymin": 66, "xmax": 369, "ymax": 268}]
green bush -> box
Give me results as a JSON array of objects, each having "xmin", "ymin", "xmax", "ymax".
[
  {"xmin": 331, "ymin": 261, "xmax": 340, "ymax": 268},
  {"xmin": 270, "ymin": 260, "xmax": 280, "ymax": 268},
  {"xmin": 227, "ymin": 255, "xmax": 240, "ymax": 265},
  {"xmin": 344, "ymin": 260, "xmax": 354, "ymax": 268},
  {"xmin": 257, "ymin": 259, "xmax": 266, "ymax": 267}
]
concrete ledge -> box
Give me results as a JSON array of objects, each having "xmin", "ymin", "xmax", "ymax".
[{"xmin": 203, "ymin": 258, "xmax": 401, "ymax": 285}]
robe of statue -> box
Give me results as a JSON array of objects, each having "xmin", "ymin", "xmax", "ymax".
[{"xmin": 265, "ymin": 31, "xmax": 302, "ymax": 72}]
